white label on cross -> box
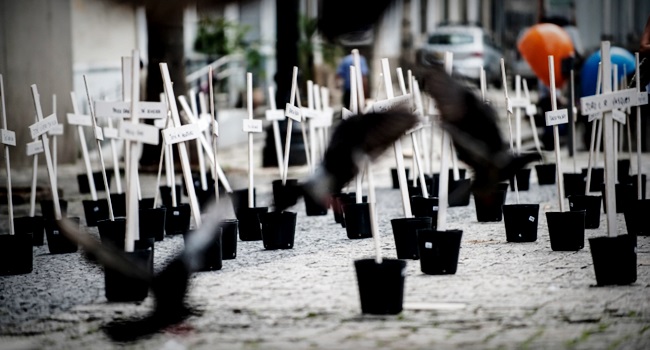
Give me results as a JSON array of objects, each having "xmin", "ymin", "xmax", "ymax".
[
  {"xmin": 265, "ymin": 109, "xmax": 285, "ymax": 121},
  {"xmin": 311, "ymin": 113, "xmax": 332, "ymax": 128},
  {"xmin": 638, "ymin": 92, "xmax": 648, "ymax": 106},
  {"xmin": 162, "ymin": 123, "xmax": 200, "ymax": 145},
  {"xmin": 66, "ymin": 113, "xmax": 92, "ymax": 126},
  {"xmin": 94, "ymin": 101, "xmax": 167, "ymax": 119},
  {"xmin": 94, "ymin": 126, "xmax": 104, "ymax": 140},
  {"xmin": 580, "ymin": 88, "xmax": 638, "ymax": 115},
  {"xmin": 26, "ymin": 140, "xmax": 44, "ymax": 155},
  {"xmin": 29, "ymin": 113, "xmax": 58, "ymax": 138},
  {"xmin": 612, "ymin": 109, "xmax": 626, "ymax": 124},
  {"xmin": 510, "ymin": 97, "xmax": 528, "ymax": 108},
  {"xmin": 242, "ymin": 119, "xmax": 263, "ymax": 133},
  {"xmin": 103, "ymin": 127, "xmax": 119, "ymax": 139},
  {"xmin": 526, "ymin": 104, "xmax": 537, "ymax": 116},
  {"xmin": 1, "ymin": 129, "xmax": 16, "ymax": 146},
  {"xmin": 506, "ymin": 97, "xmax": 513, "ymax": 114},
  {"xmin": 545, "ymin": 108, "xmax": 569, "ymax": 126},
  {"xmin": 341, "ymin": 107, "xmax": 354, "ymax": 120},
  {"xmin": 301, "ymin": 108, "xmax": 320, "ymax": 119},
  {"xmin": 285, "ymin": 103, "xmax": 302, "ymax": 122},
  {"xmin": 213, "ymin": 121, "xmax": 219, "ymax": 137},
  {"xmin": 154, "ymin": 118, "xmax": 167, "ymax": 129},
  {"xmin": 48, "ymin": 123, "xmax": 64, "ymax": 136},
  {"xmin": 369, "ymin": 94, "xmax": 411, "ymax": 114},
  {"xmin": 120, "ymin": 121, "xmax": 160, "ymax": 145},
  {"xmin": 425, "ymin": 242, "xmax": 433, "ymax": 249},
  {"xmin": 588, "ymin": 112, "xmax": 603, "ymax": 122}
]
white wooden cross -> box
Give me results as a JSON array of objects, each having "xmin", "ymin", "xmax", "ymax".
[
  {"xmin": 243, "ymin": 73, "xmax": 263, "ymax": 207},
  {"xmin": 68, "ymin": 92, "xmax": 98, "ymax": 201},
  {"xmin": 282, "ymin": 66, "xmax": 303, "ymax": 185},
  {"xmin": 546, "ymin": 56, "xmax": 570, "ymax": 212},
  {"xmin": 0, "ymin": 75, "xmax": 16, "ymax": 234},
  {"xmin": 265, "ymin": 86, "xmax": 286, "ymax": 180},
  {"xmin": 579, "ymin": 41, "xmax": 647, "ymax": 236},
  {"xmin": 47, "ymin": 94, "xmax": 64, "ymax": 188}
]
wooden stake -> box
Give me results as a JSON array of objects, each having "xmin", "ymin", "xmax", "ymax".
[
  {"xmin": 548, "ymin": 56, "xmax": 566, "ymax": 212},
  {"xmin": 0, "ymin": 75, "xmax": 15, "ymax": 235}
]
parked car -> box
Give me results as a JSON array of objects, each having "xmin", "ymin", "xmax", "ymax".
[{"xmin": 416, "ymin": 25, "xmax": 503, "ymax": 88}]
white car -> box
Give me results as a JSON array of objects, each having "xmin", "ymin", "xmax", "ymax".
[{"xmin": 416, "ymin": 25, "xmax": 503, "ymax": 88}]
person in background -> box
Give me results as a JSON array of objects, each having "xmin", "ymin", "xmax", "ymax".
[{"xmin": 336, "ymin": 53, "xmax": 369, "ymax": 109}]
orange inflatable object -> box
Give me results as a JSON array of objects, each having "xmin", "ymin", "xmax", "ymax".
[{"xmin": 517, "ymin": 23, "xmax": 574, "ymax": 88}]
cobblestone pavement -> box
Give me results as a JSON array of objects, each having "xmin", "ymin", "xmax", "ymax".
[{"xmin": 1, "ymin": 125, "xmax": 649, "ymax": 350}]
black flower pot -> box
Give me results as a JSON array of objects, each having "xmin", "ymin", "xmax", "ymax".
[
  {"xmin": 77, "ymin": 171, "xmax": 112, "ymax": 193},
  {"xmin": 13, "ymin": 215, "xmax": 45, "ymax": 246},
  {"xmin": 230, "ymin": 188, "xmax": 257, "ymax": 215},
  {"xmin": 110, "ymin": 193, "xmax": 127, "ymax": 217},
  {"xmin": 546, "ymin": 211, "xmax": 585, "ymax": 251},
  {"xmin": 390, "ymin": 217, "xmax": 433, "ymax": 259},
  {"xmin": 164, "ymin": 203, "xmax": 191, "ymax": 236},
  {"xmin": 410, "ymin": 195, "xmax": 439, "ymax": 227},
  {"xmin": 183, "ymin": 228, "xmax": 222, "ymax": 271},
  {"xmin": 342, "ymin": 203, "xmax": 372, "ymax": 239},
  {"xmin": 535, "ymin": 163, "xmax": 556, "ymax": 185},
  {"xmin": 617, "ymin": 159, "xmax": 631, "ymax": 183},
  {"xmin": 601, "ymin": 182, "xmax": 635, "ymax": 214},
  {"xmin": 139, "ymin": 207, "xmax": 167, "ymax": 241},
  {"xmin": 509, "ymin": 168, "xmax": 531, "ymax": 191},
  {"xmin": 627, "ymin": 174, "xmax": 647, "ymax": 198},
  {"xmin": 563, "ymin": 173, "xmax": 586, "ymax": 198},
  {"xmin": 82, "ymin": 199, "xmax": 110, "ymax": 227},
  {"xmin": 568, "ymin": 194, "xmax": 601, "ymax": 229},
  {"xmin": 473, "ymin": 189, "xmax": 507, "ymax": 222},
  {"xmin": 589, "ymin": 234, "xmax": 636, "ymax": 286},
  {"xmin": 97, "ymin": 218, "xmax": 155, "ymax": 251},
  {"xmin": 236, "ymin": 206, "xmax": 268, "ymax": 241},
  {"xmin": 220, "ymin": 219, "xmax": 238, "ymax": 259},
  {"xmin": 624, "ymin": 199, "xmax": 650, "ymax": 237},
  {"xmin": 391, "ymin": 168, "xmax": 411, "ymax": 189},
  {"xmin": 338, "ymin": 194, "xmax": 367, "ymax": 228},
  {"xmin": 503, "ymin": 204, "xmax": 539, "ymax": 242},
  {"xmin": 0, "ymin": 233, "xmax": 33, "ymax": 275},
  {"xmin": 159, "ymin": 185, "xmax": 182, "ymax": 209},
  {"xmin": 45, "ymin": 217, "xmax": 80, "ymax": 254},
  {"xmin": 407, "ymin": 183, "xmax": 423, "ymax": 197},
  {"xmin": 272, "ymin": 179, "xmax": 298, "ymax": 210},
  {"xmin": 331, "ymin": 193, "xmax": 347, "ymax": 225},
  {"xmin": 581, "ymin": 167, "xmax": 604, "ymax": 192},
  {"xmin": 305, "ymin": 192, "xmax": 328, "ymax": 216},
  {"xmin": 354, "ymin": 258, "xmax": 406, "ymax": 315},
  {"xmin": 104, "ymin": 248, "xmax": 153, "ymax": 302},
  {"xmin": 40, "ymin": 199, "xmax": 68, "ymax": 221},
  {"xmin": 261, "ymin": 211, "xmax": 297, "ymax": 249},
  {"xmin": 139, "ymin": 197, "xmax": 156, "ymax": 210},
  {"xmin": 416, "ymin": 229, "xmax": 462, "ymax": 275}
]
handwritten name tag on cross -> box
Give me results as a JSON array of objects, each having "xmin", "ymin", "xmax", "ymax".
[
  {"xmin": 119, "ymin": 122, "xmax": 160, "ymax": 145},
  {"xmin": 242, "ymin": 119, "xmax": 263, "ymax": 133},
  {"xmin": 284, "ymin": 103, "xmax": 302, "ymax": 122},
  {"xmin": 580, "ymin": 88, "xmax": 638, "ymax": 115},
  {"xmin": 1, "ymin": 129, "xmax": 16, "ymax": 146},
  {"xmin": 612, "ymin": 109, "xmax": 626, "ymax": 124},
  {"xmin": 95, "ymin": 101, "xmax": 167, "ymax": 119},
  {"xmin": 638, "ymin": 92, "xmax": 648, "ymax": 105},
  {"xmin": 545, "ymin": 108, "xmax": 569, "ymax": 126},
  {"xmin": 265, "ymin": 109, "xmax": 285, "ymax": 121},
  {"xmin": 48, "ymin": 123, "xmax": 64, "ymax": 136},
  {"xmin": 66, "ymin": 113, "xmax": 92, "ymax": 126},
  {"xmin": 103, "ymin": 127, "xmax": 119, "ymax": 139},
  {"xmin": 26, "ymin": 140, "xmax": 44, "ymax": 156},
  {"xmin": 29, "ymin": 113, "xmax": 58, "ymax": 138},
  {"xmin": 588, "ymin": 112, "xmax": 603, "ymax": 122},
  {"xmin": 162, "ymin": 123, "xmax": 200, "ymax": 145},
  {"xmin": 369, "ymin": 94, "xmax": 411, "ymax": 114}
]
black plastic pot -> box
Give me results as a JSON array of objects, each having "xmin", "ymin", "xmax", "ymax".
[
  {"xmin": 624, "ymin": 199, "xmax": 650, "ymax": 237},
  {"xmin": 430, "ymin": 175, "xmax": 472, "ymax": 207},
  {"xmin": 354, "ymin": 258, "xmax": 406, "ymax": 315},
  {"xmin": 416, "ymin": 229, "xmax": 462, "ymax": 275},
  {"xmin": 77, "ymin": 171, "xmax": 112, "ymax": 193},
  {"xmin": 581, "ymin": 167, "xmax": 604, "ymax": 192},
  {"xmin": 183, "ymin": 228, "xmax": 222, "ymax": 271},
  {"xmin": 391, "ymin": 168, "xmax": 411, "ymax": 189},
  {"xmin": 139, "ymin": 197, "xmax": 156, "ymax": 210},
  {"xmin": 272, "ymin": 179, "xmax": 298, "ymax": 210},
  {"xmin": 13, "ymin": 215, "xmax": 45, "ymax": 246},
  {"xmin": 342, "ymin": 203, "xmax": 372, "ymax": 239},
  {"xmin": 305, "ymin": 193, "xmax": 328, "ymax": 216},
  {"xmin": 410, "ymin": 195, "xmax": 439, "ymax": 227},
  {"xmin": 220, "ymin": 219, "xmax": 238, "ymax": 259},
  {"xmin": 601, "ymin": 182, "xmax": 635, "ymax": 214},
  {"xmin": 110, "ymin": 193, "xmax": 127, "ymax": 217},
  {"xmin": 617, "ymin": 159, "xmax": 631, "ymax": 183},
  {"xmin": 627, "ymin": 174, "xmax": 647, "ymax": 198},
  {"xmin": 331, "ymin": 192, "xmax": 347, "ymax": 225},
  {"xmin": 104, "ymin": 248, "xmax": 153, "ymax": 302},
  {"xmin": 139, "ymin": 207, "xmax": 167, "ymax": 241},
  {"xmin": 535, "ymin": 163, "xmax": 556, "ymax": 185},
  {"xmin": 40, "ymin": 199, "xmax": 68, "ymax": 221},
  {"xmin": 589, "ymin": 234, "xmax": 636, "ymax": 286},
  {"xmin": 236, "ymin": 206, "xmax": 268, "ymax": 241},
  {"xmin": 164, "ymin": 203, "xmax": 191, "ymax": 236},
  {"xmin": 568, "ymin": 194, "xmax": 601, "ymax": 229},
  {"xmin": 0, "ymin": 233, "xmax": 33, "ymax": 275},
  {"xmin": 473, "ymin": 189, "xmax": 507, "ymax": 222},
  {"xmin": 338, "ymin": 194, "xmax": 367, "ymax": 228},
  {"xmin": 563, "ymin": 173, "xmax": 586, "ymax": 197},
  {"xmin": 45, "ymin": 217, "xmax": 80, "ymax": 254},
  {"xmin": 159, "ymin": 185, "xmax": 182, "ymax": 209},
  {"xmin": 82, "ymin": 199, "xmax": 110, "ymax": 227},
  {"xmin": 390, "ymin": 216, "xmax": 433, "ymax": 259},
  {"xmin": 261, "ymin": 211, "xmax": 297, "ymax": 249},
  {"xmin": 230, "ymin": 188, "xmax": 257, "ymax": 215},
  {"xmin": 97, "ymin": 218, "xmax": 155, "ymax": 251},
  {"xmin": 546, "ymin": 210, "xmax": 585, "ymax": 251},
  {"xmin": 502, "ymin": 204, "xmax": 539, "ymax": 242},
  {"xmin": 509, "ymin": 168, "xmax": 531, "ymax": 191}
]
